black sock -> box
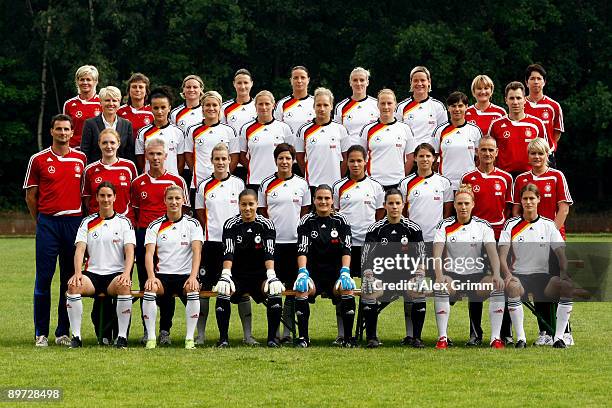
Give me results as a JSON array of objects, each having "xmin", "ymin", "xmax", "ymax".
[
  {"xmin": 362, "ymin": 300, "xmax": 378, "ymax": 340},
  {"xmin": 341, "ymin": 295, "xmax": 356, "ymax": 339},
  {"xmin": 411, "ymin": 300, "xmax": 426, "ymax": 340},
  {"xmin": 500, "ymin": 302, "xmax": 512, "ymax": 338},
  {"xmin": 215, "ymin": 296, "xmax": 231, "ymax": 341},
  {"xmin": 468, "ymin": 301, "xmax": 483, "ymax": 339},
  {"xmin": 295, "ymin": 297, "xmax": 310, "ymax": 339},
  {"xmin": 266, "ymin": 295, "xmax": 282, "ymax": 341},
  {"xmin": 535, "ymin": 302, "xmax": 554, "ymax": 335}
]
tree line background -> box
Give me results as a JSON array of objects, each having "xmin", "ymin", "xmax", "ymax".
[{"xmin": 1, "ymin": 0, "xmax": 610, "ymax": 212}]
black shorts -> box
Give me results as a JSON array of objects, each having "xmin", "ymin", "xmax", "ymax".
[
  {"xmin": 350, "ymin": 246, "xmax": 362, "ymax": 278},
  {"xmin": 515, "ymin": 273, "xmax": 552, "ymax": 301},
  {"xmin": 231, "ymin": 274, "xmax": 267, "ymax": 304},
  {"xmin": 83, "ymin": 271, "xmax": 120, "ymax": 295},
  {"xmin": 157, "ymin": 273, "xmax": 191, "ymax": 298},
  {"xmin": 201, "ymin": 241, "xmax": 224, "ymax": 290},
  {"xmin": 274, "ymin": 243, "xmax": 298, "ymax": 286},
  {"xmin": 310, "ymin": 272, "xmax": 341, "ymax": 305}
]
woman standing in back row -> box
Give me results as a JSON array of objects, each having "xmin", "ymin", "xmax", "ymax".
[{"xmin": 274, "ymin": 66, "xmax": 315, "ymax": 134}]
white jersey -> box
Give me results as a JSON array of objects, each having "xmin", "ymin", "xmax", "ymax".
[
  {"xmin": 399, "ymin": 172, "xmax": 453, "ymax": 241},
  {"xmin": 334, "ymin": 96, "xmax": 379, "ymax": 145},
  {"xmin": 195, "ymin": 174, "xmax": 244, "ymax": 242},
  {"xmin": 333, "ymin": 176, "xmax": 384, "ymax": 246},
  {"xmin": 395, "ymin": 96, "xmax": 447, "ymax": 144},
  {"xmin": 430, "ymin": 121, "xmax": 482, "ymax": 190},
  {"xmin": 221, "ymin": 98, "xmax": 257, "ymax": 134},
  {"xmin": 170, "ymin": 103, "xmax": 203, "ymax": 133},
  {"xmin": 295, "ymin": 119, "xmax": 350, "ymax": 186},
  {"xmin": 75, "ymin": 213, "xmax": 136, "ymax": 276},
  {"xmin": 499, "ymin": 216, "xmax": 564, "ymax": 275},
  {"xmin": 434, "ymin": 216, "xmax": 495, "ymax": 275},
  {"xmin": 184, "ymin": 121, "xmax": 239, "ymax": 188},
  {"xmin": 359, "ymin": 119, "xmax": 415, "ymax": 186},
  {"xmin": 274, "ymin": 95, "xmax": 315, "ymax": 134},
  {"xmin": 136, "ymin": 123, "xmax": 185, "ymax": 175},
  {"xmin": 145, "ymin": 215, "xmax": 204, "ymax": 275},
  {"xmin": 239, "ymin": 119, "xmax": 294, "ymax": 184},
  {"xmin": 258, "ymin": 174, "xmax": 311, "ymax": 243}
]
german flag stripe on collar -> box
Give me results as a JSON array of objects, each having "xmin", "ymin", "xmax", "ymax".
[
  {"xmin": 367, "ymin": 122, "xmax": 387, "ymax": 143},
  {"xmin": 144, "ymin": 126, "xmax": 162, "ymax": 139},
  {"xmin": 341, "ymin": 99, "xmax": 359, "ymax": 118},
  {"xmin": 407, "ymin": 176, "xmax": 425, "ymax": 194},
  {"xmin": 304, "ymin": 124, "xmax": 322, "ymax": 141},
  {"xmin": 87, "ymin": 216, "xmax": 104, "ymax": 232},
  {"xmin": 204, "ymin": 178, "xmax": 221, "ymax": 197},
  {"xmin": 402, "ymin": 100, "xmax": 419, "ymax": 116},
  {"xmin": 339, "ymin": 179, "xmax": 357, "ymax": 197},
  {"xmin": 176, "ymin": 106, "xmax": 192, "ymax": 122},
  {"xmin": 224, "ymin": 102, "xmax": 241, "ymax": 117},
  {"xmin": 158, "ymin": 219, "xmax": 174, "ymax": 235},
  {"xmin": 441, "ymin": 125, "xmax": 459, "ymax": 141},
  {"xmin": 282, "ymin": 98, "xmax": 300, "ymax": 112},
  {"xmin": 511, "ymin": 219, "xmax": 531, "ymax": 241},
  {"xmin": 246, "ymin": 121, "xmax": 265, "ymax": 140},
  {"xmin": 193, "ymin": 124, "xmax": 210, "ymax": 139},
  {"xmin": 265, "ymin": 177, "xmax": 284, "ymax": 194},
  {"xmin": 445, "ymin": 221, "xmax": 462, "ymax": 236}
]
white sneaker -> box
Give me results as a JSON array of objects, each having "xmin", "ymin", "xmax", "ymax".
[
  {"xmin": 563, "ymin": 332, "xmax": 575, "ymax": 346},
  {"xmin": 159, "ymin": 330, "xmax": 171, "ymax": 346},
  {"xmin": 534, "ymin": 331, "xmax": 553, "ymax": 346},
  {"xmin": 35, "ymin": 335, "xmax": 48, "ymax": 347},
  {"xmin": 55, "ymin": 335, "xmax": 71, "ymax": 347}
]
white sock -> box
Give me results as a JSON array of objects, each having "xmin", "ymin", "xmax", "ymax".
[
  {"xmin": 488, "ymin": 291, "xmax": 505, "ymax": 343},
  {"xmin": 508, "ymin": 297, "xmax": 526, "ymax": 342},
  {"xmin": 554, "ymin": 300, "xmax": 573, "ymax": 342},
  {"xmin": 238, "ymin": 297, "xmax": 253, "ymax": 339},
  {"xmin": 336, "ymin": 303, "xmax": 344, "ymax": 338},
  {"xmin": 142, "ymin": 292, "xmax": 157, "ymax": 341},
  {"xmin": 116, "ymin": 295, "xmax": 132, "ymax": 339},
  {"xmin": 196, "ymin": 297, "xmax": 209, "ymax": 340},
  {"xmin": 66, "ymin": 294, "xmax": 83, "ymax": 338},
  {"xmin": 185, "ymin": 292, "xmax": 199, "ymax": 341},
  {"xmin": 434, "ymin": 294, "xmax": 450, "ymax": 339},
  {"xmin": 404, "ymin": 301, "xmax": 413, "ymax": 337}
]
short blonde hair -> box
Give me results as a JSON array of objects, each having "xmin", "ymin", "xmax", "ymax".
[
  {"xmin": 409, "ymin": 66, "xmax": 432, "ymax": 92},
  {"xmin": 74, "ymin": 65, "xmax": 99, "ymax": 91},
  {"xmin": 200, "ymin": 90, "xmax": 223, "ymax": 106},
  {"xmin": 255, "ymin": 90, "xmax": 275, "ymax": 105},
  {"xmin": 471, "ymin": 74, "xmax": 495, "ymax": 97},
  {"xmin": 350, "ymin": 67, "xmax": 370, "ymax": 81},
  {"xmin": 527, "ymin": 137, "xmax": 550, "ymax": 165},
  {"xmin": 314, "ymin": 87, "xmax": 334, "ymax": 106},
  {"xmin": 164, "ymin": 184, "xmax": 184, "ymax": 198},
  {"xmin": 211, "ymin": 142, "xmax": 230, "ymax": 160},
  {"xmin": 99, "ymin": 86, "xmax": 121, "ymax": 101},
  {"xmin": 377, "ymin": 88, "xmax": 397, "ymax": 103},
  {"xmin": 99, "ymin": 128, "xmax": 121, "ymax": 144},
  {"xmin": 180, "ymin": 74, "xmax": 204, "ymax": 99}
]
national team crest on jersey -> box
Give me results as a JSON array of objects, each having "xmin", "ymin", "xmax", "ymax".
[
  {"xmin": 525, "ymin": 129, "xmax": 533, "ymax": 137},
  {"xmin": 542, "ymin": 111, "xmax": 550, "ymax": 119}
]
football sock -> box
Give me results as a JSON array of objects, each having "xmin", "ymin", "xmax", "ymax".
[
  {"xmin": 295, "ymin": 296, "xmax": 310, "ymax": 340},
  {"xmin": 196, "ymin": 297, "xmax": 210, "ymax": 340},
  {"xmin": 489, "ymin": 291, "xmax": 505, "ymax": 343},
  {"xmin": 500, "ymin": 303, "xmax": 513, "ymax": 339},
  {"xmin": 66, "ymin": 294, "xmax": 82, "ymax": 339},
  {"xmin": 508, "ymin": 297, "xmax": 526, "ymax": 342},
  {"xmin": 468, "ymin": 301, "xmax": 483, "ymax": 339},
  {"xmin": 238, "ymin": 296, "xmax": 253, "ymax": 340},
  {"xmin": 362, "ymin": 299, "xmax": 378, "ymax": 340},
  {"xmin": 281, "ymin": 295, "xmax": 295, "ymax": 338},
  {"xmin": 535, "ymin": 301, "xmax": 553, "ymax": 335},
  {"xmin": 215, "ymin": 296, "xmax": 231, "ymax": 342},
  {"xmin": 403, "ymin": 301, "xmax": 414, "ymax": 337},
  {"xmin": 434, "ymin": 293, "xmax": 450, "ymax": 339},
  {"xmin": 335, "ymin": 303, "xmax": 344, "ymax": 338},
  {"xmin": 340, "ymin": 295, "xmax": 356, "ymax": 339},
  {"xmin": 411, "ymin": 298, "xmax": 426, "ymax": 339},
  {"xmin": 185, "ymin": 292, "xmax": 199, "ymax": 341},
  {"xmin": 266, "ymin": 295, "xmax": 283, "ymax": 341},
  {"xmin": 554, "ymin": 299, "xmax": 573, "ymax": 342},
  {"xmin": 142, "ymin": 292, "xmax": 157, "ymax": 341},
  {"xmin": 116, "ymin": 295, "xmax": 132, "ymax": 339}
]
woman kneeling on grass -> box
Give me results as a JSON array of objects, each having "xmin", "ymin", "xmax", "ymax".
[
  {"xmin": 142, "ymin": 185, "xmax": 203, "ymax": 349},
  {"xmin": 67, "ymin": 181, "xmax": 135, "ymax": 348}
]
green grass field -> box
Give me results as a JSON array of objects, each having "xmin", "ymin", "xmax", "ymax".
[{"xmin": 1, "ymin": 236, "xmax": 611, "ymax": 407}]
